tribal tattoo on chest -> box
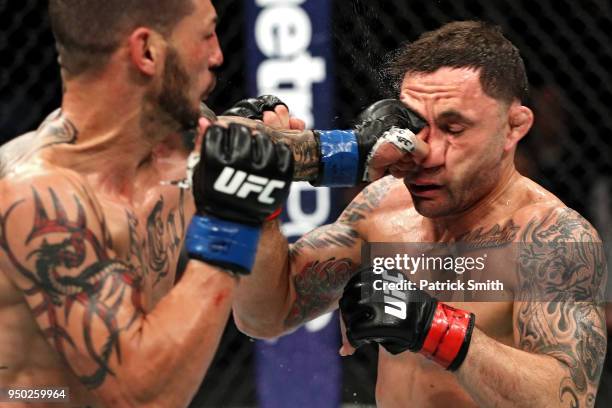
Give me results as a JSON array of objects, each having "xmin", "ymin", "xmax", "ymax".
[{"xmin": 127, "ymin": 190, "xmax": 186, "ymax": 286}]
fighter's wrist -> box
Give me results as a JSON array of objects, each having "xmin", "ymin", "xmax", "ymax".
[
  {"xmin": 310, "ymin": 129, "xmax": 361, "ymax": 187},
  {"xmin": 282, "ymin": 129, "xmax": 321, "ymax": 182},
  {"xmin": 419, "ymin": 302, "xmax": 475, "ymax": 371},
  {"xmin": 185, "ymin": 214, "xmax": 262, "ymax": 275}
]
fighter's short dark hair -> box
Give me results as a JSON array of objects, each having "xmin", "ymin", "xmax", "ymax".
[
  {"xmin": 388, "ymin": 21, "xmax": 529, "ymax": 103},
  {"xmin": 49, "ymin": 0, "xmax": 195, "ymax": 76}
]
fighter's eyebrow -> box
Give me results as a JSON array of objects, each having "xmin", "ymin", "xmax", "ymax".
[
  {"xmin": 435, "ymin": 110, "xmax": 475, "ymax": 126},
  {"xmin": 202, "ymin": 16, "xmax": 217, "ymax": 35},
  {"xmin": 205, "ymin": 15, "xmax": 218, "ymax": 29}
]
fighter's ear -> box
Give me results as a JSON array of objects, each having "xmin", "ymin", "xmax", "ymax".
[
  {"xmin": 505, "ymin": 103, "xmax": 533, "ymax": 151},
  {"xmin": 128, "ymin": 28, "xmax": 161, "ymax": 76}
]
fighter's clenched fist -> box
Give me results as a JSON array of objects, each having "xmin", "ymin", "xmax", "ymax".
[
  {"xmin": 340, "ymin": 266, "xmax": 475, "ymax": 371},
  {"xmin": 186, "ymin": 123, "xmax": 293, "ymax": 275},
  {"xmin": 221, "ymin": 95, "xmax": 287, "ymax": 120},
  {"xmin": 222, "ymin": 96, "xmax": 429, "ymax": 187},
  {"xmin": 222, "ymin": 95, "xmax": 305, "ymax": 130}
]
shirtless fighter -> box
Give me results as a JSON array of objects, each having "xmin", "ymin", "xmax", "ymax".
[
  {"xmin": 232, "ymin": 21, "xmax": 608, "ymax": 407},
  {"xmin": 0, "ymin": 0, "xmax": 299, "ymax": 406},
  {"xmin": 0, "ymin": 0, "xmax": 430, "ymax": 405}
]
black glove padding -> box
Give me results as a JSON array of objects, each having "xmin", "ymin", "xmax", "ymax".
[
  {"xmin": 340, "ymin": 265, "xmax": 437, "ymax": 354},
  {"xmin": 222, "ymin": 95, "xmax": 287, "ymax": 120},
  {"xmin": 354, "ymin": 99, "xmax": 427, "ymax": 180},
  {"xmin": 192, "ymin": 123, "xmax": 293, "ymax": 225}
]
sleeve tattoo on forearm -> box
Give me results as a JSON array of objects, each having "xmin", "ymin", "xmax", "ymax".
[
  {"xmin": 284, "ymin": 257, "xmax": 354, "ymax": 328},
  {"xmin": 255, "ymin": 123, "xmax": 320, "ymax": 181},
  {"xmin": 516, "ymin": 208, "xmax": 607, "ymax": 407},
  {"xmin": 284, "ymin": 178, "xmax": 395, "ymax": 329}
]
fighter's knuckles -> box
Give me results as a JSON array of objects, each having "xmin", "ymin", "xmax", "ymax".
[
  {"xmin": 222, "ymin": 95, "xmax": 288, "ymax": 120},
  {"xmin": 262, "ymin": 110, "xmax": 284, "ymax": 129},
  {"xmin": 258, "ymin": 95, "xmax": 287, "ymax": 111},
  {"xmin": 357, "ymin": 99, "xmax": 426, "ymax": 135},
  {"xmin": 289, "ymin": 117, "xmax": 306, "ymax": 131},
  {"xmin": 274, "ymin": 103, "xmax": 289, "ymax": 116},
  {"xmin": 223, "ymin": 105, "xmax": 261, "ymax": 120}
]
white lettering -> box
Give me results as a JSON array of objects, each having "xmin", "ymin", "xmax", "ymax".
[
  {"xmin": 255, "ymin": 6, "xmax": 311, "ymax": 58},
  {"xmin": 254, "ymin": 1, "xmax": 326, "ymax": 128},
  {"xmin": 236, "ymin": 177, "xmax": 265, "ymax": 198},
  {"xmin": 259, "ymin": 179, "xmax": 286, "ymax": 204},
  {"xmin": 282, "ymin": 182, "xmax": 331, "ymax": 237},
  {"xmin": 214, "ymin": 167, "xmax": 247, "ymax": 194},
  {"xmin": 384, "ymin": 300, "xmax": 406, "ymax": 320},
  {"xmin": 214, "ymin": 166, "xmax": 285, "ymax": 204}
]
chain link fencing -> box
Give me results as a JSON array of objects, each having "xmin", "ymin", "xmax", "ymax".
[{"xmin": 1, "ymin": 0, "xmax": 611, "ymax": 406}]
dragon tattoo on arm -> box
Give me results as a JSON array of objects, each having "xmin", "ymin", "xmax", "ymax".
[{"xmin": 0, "ymin": 184, "xmax": 144, "ymax": 389}]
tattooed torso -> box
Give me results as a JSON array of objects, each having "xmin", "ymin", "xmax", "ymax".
[
  {"xmin": 0, "ymin": 112, "xmax": 193, "ymax": 406},
  {"xmin": 284, "ymin": 174, "xmax": 605, "ymax": 408}
]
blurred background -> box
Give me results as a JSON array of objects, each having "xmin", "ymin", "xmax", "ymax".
[{"xmin": 1, "ymin": 0, "xmax": 611, "ymax": 407}]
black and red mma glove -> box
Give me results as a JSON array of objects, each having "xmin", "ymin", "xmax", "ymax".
[{"xmin": 340, "ymin": 266, "xmax": 475, "ymax": 370}]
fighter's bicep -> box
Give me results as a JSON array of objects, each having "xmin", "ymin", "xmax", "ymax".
[{"xmin": 0, "ymin": 179, "xmax": 143, "ymax": 391}]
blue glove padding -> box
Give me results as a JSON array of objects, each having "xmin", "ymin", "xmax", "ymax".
[
  {"xmin": 185, "ymin": 215, "xmax": 262, "ymax": 275},
  {"xmin": 316, "ymin": 130, "xmax": 359, "ymax": 187}
]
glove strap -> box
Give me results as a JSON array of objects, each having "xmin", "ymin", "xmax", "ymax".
[
  {"xmin": 185, "ymin": 215, "xmax": 262, "ymax": 275},
  {"xmin": 265, "ymin": 207, "xmax": 283, "ymax": 221},
  {"xmin": 312, "ymin": 130, "xmax": 359, "ymax": 187},
  {"xmin": 420, "ymin": 303, "xmax": 475, "ymax": 371}
]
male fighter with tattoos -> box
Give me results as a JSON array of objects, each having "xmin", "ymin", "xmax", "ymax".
[
  {"xmin": 232, "ymin": 21, "xmax": 607, "ymax": 407},
  {"xmin": 0, "ymin": 1, "xmax": 298, "ymax": 406},
  {"xmin": 0, "ymin": 1, "xmax": 421, "ymax": 405}
]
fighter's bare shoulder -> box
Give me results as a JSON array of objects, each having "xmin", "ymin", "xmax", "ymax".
[
  {"xmin": 510, "ymin": 176, "xmax": 601, "ymax": 244},
  {"xmin": 1, "ymin": 162, "xmax": 93, "ymax": 202},
  {"xmin": 0, "ymin": 166, "xmax": 104, "ymax": 243},
  {"xmin": 0, "ymin": 166, "xmax": 109, "ymax": 292},
  {"xmin": 0, "ymin": 110, "xmax": 78, "ymax": 179}
]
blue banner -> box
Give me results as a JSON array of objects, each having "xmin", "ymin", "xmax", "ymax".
[{"xmin": 244, "ymin": 1, "xmax": 341, "ymax": 407}]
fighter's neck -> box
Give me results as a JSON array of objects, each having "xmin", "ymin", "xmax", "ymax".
[
  {"xmin": 56, "ymin": 82, "xmax": 175, "ymax": 171},
  {"xmin": 428, "ymin": 165, "xmax": 522, "ymax": 240},
  {"xmin": 40, "ymin": 81, "xmax": 183, "ymax": 198}
]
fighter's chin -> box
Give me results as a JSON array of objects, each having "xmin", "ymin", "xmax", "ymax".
[
  {"xmin": 412, "ymin": 199, "xmax": 447, "ymax": 218},
  {"xmin": 407, "ymin": 191, "xmax": 456, "ymax": 218}
]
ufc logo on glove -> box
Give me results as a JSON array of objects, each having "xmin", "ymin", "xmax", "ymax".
[{"xmin": 214, "ymin": 167, "xmax": 287, "ymax": 204}]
